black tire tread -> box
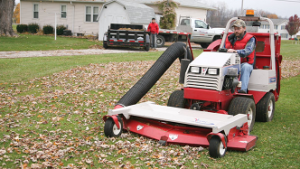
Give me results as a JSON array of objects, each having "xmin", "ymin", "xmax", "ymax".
[
  {"xmin": 104, "ymin": 116, "xmax": 123, "ymax": 137},
  {"xmin": 209, "ymin": 135, "xmax": 227, "ymax": 158},
  {"xmin": 156, "ymin": 35, "xmax": 165, "ymax": 48},
  {"xmin": 167, "ymin": 90, "xmax": 185, "ymax": 108},
  {"xmin": 200, "ymin": 43, "xmax": 209, "ymax": 48},
  {"xmin": 228, "ymin": 97, "xmax": 256, "ymax": 131},
  {"xmin": 144, "ymin": 44, "xmax": 150, "ymax": 51},
  {"xmin": 103, "ymin": 41, "xmax": 108, "ymax": 49},
  {"xmin": 256, "ymin": 92, "xmax": 275, "ymax": 122}
]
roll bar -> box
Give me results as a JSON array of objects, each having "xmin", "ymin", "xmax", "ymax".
[{"xmin": 220, "ymin": 16, "xmax": 276, "ymax": 71}]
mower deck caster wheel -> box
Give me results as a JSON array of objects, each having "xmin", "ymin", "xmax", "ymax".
[
  {"xmin": 104, "ymin": 116, "xmax": 123, "ymax": 137},
  {"xmin": 209, "ymin": 135, "xmax": 227, "ymax": 158},
  {"xmin": 158, "ymin": 140, "xmax": 167, "ymax": 146}
]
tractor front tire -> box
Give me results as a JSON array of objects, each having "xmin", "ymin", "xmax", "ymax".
[
  {"xmin": 228, "ymin": 97, "xmax": 256, "ymax": 131},
  {"xmin": 167, "ymin": 90, "xmax": 185, "ymax": 108},
  {"xmin": 104, "ymin": 116, "xmax": 123, "ymax": 137},
  {"xmin": 209, "ymin": 135, "xmax": 227, "ymax": 158},
  {"xmin": 256, "ymin": 92, "xmax": 275, "ymax": 122}
]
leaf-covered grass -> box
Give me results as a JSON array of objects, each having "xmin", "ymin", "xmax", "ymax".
[
  {"xmin": 0, "ymin": 58, "xmax": 299, "ymax": 168},
  {"xmin": 0, "ymin": 34, "xmax": 100, "ymax": 51},
  {"xmin": 0, "ymin": 41, "xmax": 299, "ymax": 168}
]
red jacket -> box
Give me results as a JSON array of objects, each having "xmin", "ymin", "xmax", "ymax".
[
  {"xmin": 147, "ymin": 22, "xmax": 159, "ymax": 34},
  {"xmin": 225, "ymin": 33, "xmax": 255, "ymax": 64}
]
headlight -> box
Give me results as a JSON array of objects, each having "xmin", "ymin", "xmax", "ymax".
[
  {"xmin": 190, "ymin": 67, "xmax": 200, "ymax": 73},
  {"xmin": 207, "ymin": 68, "xmax": 218, "ymax": 75}
]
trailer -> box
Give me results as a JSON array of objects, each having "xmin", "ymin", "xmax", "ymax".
[{"xmin": 103, "ymin": 23, "xmax": 150, "ymax": 51}]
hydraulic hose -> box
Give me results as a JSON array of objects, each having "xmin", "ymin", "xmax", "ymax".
[{"xmin": 116, "ymin": 42, "xmax": 192, "ymax": 107}]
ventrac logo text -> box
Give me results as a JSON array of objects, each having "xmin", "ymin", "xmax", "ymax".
[
  {"xmin": 194, "ymin": 118, "xmax": 214, "ymax": 125},
  {"xmin": 201, "ymin": 67, "xmax": 208, "ymax": 75}
]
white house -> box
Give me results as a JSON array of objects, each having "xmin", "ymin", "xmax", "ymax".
[
  {"xmin": 20, "ymin": 0, "xmax": 216, "ymax": 38},
  {"xmin": 20, "ymin": 0, "xmax": 106, "ymax": 36},
  {"xmin": 258, "ymin": 19, "xmax": 298, "ymax": 40}
]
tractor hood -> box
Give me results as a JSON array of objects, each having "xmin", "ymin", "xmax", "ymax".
[{"xmin": 190, "ymin": 52, "xmax": 235, "ymax": 68}]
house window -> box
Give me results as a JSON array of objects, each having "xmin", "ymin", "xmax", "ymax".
[
  {"xmin": 281, "ymin": 33, "xmax": 288, "ymax": 38},
  {"xmin": 265, "ymin": 25, "xmax": 270, "ymax": 29},
  {"xmin": 61, "ymin": 5, "xmax": 67, "ymax": 18},
  {"xmin": 281, "ymin": 25, "xmax": 286, "ymax": 30},
  {"xmin": 274, "ymin": 25, "xmax": 278, "ymax": 30},
  {"xmin": 260, "ymin": 24, "xmax": 264, "ymax": 29},
  {"xmin": 93, "ymin": 7, "xmax": 99, "ymax": 22},
  {"xmin": 86, "ymin": 6, "xmax": 99, "ymax": 22},
  {"xmin": 33, "ymin": 4, "xmax": 38, "ymax": 19}
]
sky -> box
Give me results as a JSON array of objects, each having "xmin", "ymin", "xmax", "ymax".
[
  {"xmin": 208, "ymin": 0, "xmax": 300, "ymax": 18},
  {"xmin": 15, "ymin": 0, "xmax": 299, "ymax": 18}
]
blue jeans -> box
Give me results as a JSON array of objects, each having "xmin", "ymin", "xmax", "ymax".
[
  {"xmin": 150, "ymin": 33, "xmax": 157, "ymax": 48},
  {"xmin": 240, "ymin": 62, "xmax": 253, "ymax": 92}
]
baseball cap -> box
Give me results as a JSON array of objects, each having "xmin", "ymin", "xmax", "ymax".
[{"xmin": 232, "ymin": 19, "xmax": 246, "ymax": 27}]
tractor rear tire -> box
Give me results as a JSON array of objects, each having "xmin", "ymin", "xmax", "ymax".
[
  {"xmin": 256, "ymin": 92, "xmax": 275, "ymax": 122},
  {"xmin": 209, "ymin": 135, "xmax": 227, "ymax": 158},
  {"xmin": 228, "ymin": 97, "xmax": 256, "ymax": 131},
  {"xmin": 104, "ymin": 116, "xmax": 123, "ymax": 137},
  {"xmin": 167, "ymin": 90, "xmax": 185, "ymax": 108}
]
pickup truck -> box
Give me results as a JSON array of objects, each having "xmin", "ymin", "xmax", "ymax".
[{"xmin": 157, "ymin": 17, "xmax": 224, "ymax": 48}]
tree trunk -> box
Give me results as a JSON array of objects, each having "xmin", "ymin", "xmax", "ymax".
[{"xmin": 0, "ymin": 0, "xmax": 17, "ymax": 37}]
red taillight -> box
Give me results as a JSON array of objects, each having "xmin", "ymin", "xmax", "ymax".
[
  {"xmin": 138, "ymin": 41, "xmax": 144, "ymax": 43},
  {"xmin": 109, "ymin": 40, "xmax": 114, "ymax": 42}
]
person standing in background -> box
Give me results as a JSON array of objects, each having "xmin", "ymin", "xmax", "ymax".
[{"xmin": 147, "ymin": 18, "xmax": 159, "ymax": 49}]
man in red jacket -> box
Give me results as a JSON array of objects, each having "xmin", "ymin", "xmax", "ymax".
[
  {"xmin": 225, "ymin": 19, "xmax": 256, "ymax": 94},
  {"xmin": 147, "ymin": 18, "xmax": 159, "ymax": 49}
]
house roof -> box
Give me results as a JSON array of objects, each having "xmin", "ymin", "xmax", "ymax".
[
  {"xmin": 123, "ymin": 0, "xmax": 216, "ymax": 10},
  {"xmin": 261, "ymin": 19, "xmax": 288, "ymax": 25},
  {"xmin": 21, "ymin": 0, "xmax": 216, "ymax": 10},
  {"xmin": 100, "ymin": 0, "xmax": 155, "ymax": 24}
]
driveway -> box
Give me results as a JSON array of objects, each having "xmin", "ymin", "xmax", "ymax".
[{"xmin": 0, "ymin": 48, "xmax": 168, "ymax": 59}]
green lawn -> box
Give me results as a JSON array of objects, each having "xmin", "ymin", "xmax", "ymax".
[
  {"xmin": 0, "ymin": 37, "xmax": 299, "ymax": 168},
  {"xmin": 0, "ymin": 34, "xmax": 100, "ymax": 51},
  {"xmin": 280, "ymin": 40, "xmax": 300, "ymax": 60}
]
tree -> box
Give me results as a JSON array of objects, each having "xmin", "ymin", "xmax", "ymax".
[
  {"xmin": 0, "ymin": 0, "xmax": 17, "ymax": 36},
  {"xmin": 267, "ymin": 14, "xmax": 278, "ymax": 19},
  {"xmin": 206, "ymin": 2, "xmax": 237, "ymax": 28},
  {"xmin": 285, "ymin": 14, "xmax": 300, "ymax": 37},
  {"xmin": 13, "ymin": 3, "xmax": 20, "ymax": 24},
  {"xmin": 157, "ymin": 0, "xmax": 179, "ymax": 29}
]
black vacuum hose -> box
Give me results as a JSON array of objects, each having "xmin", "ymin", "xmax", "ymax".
[{"xmin": 116, "ymin": 42, "xmax": 191, "ymax": 107}]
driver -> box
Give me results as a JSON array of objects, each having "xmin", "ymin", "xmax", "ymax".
[{"xmin": 225, "ymin": 19, "xmax": 256, "ymax": 94}]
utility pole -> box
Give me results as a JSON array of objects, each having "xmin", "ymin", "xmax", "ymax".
[
  {"xmin": 167, "ymin": 0, "xmax": 169, "ymax": 7},
  {"xmin": 55, "ymin": 12, "xmax": 57, "ymax": 40},
  {"xmin": 241, "ymin": 0, "xmax": 244, "ymax": 15}
]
